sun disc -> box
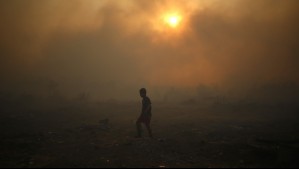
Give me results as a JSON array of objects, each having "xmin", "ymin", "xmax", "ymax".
[{"xmin": 165, "ymin": 15, "xmax": 181, "ymax": 28}]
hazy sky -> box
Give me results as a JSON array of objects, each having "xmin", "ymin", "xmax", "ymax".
[{"xmin": 1, "ymin": 0, "xmax": 299, "ymax": 100}]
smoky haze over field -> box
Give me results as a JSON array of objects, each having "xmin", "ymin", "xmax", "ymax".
[
  {"xmin": 1, "ymin": 1, "xmax": 299, "ymax": 168},
  {"xmin": 1, "ymin": 0, "xmax": 299, "ymax": 103}
]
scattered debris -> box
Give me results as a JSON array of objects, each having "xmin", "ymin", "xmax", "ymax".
[
  {"xmin": 99, "ymin": 118, "xmax": 110, "ymax": 130},
  {"xmin": 229, "ymin": 125, "xmax": 244, "ymax": 130},
  {"xmin": 158, "ymin": 138, "xmax": 166, "ymax": 143},
  {"xmin": 47, "ymin": 131, "xmax": 56, "ymax": 135}
]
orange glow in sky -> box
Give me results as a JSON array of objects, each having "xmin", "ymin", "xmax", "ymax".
[
  {"xmin": 149, "ymin": 5, "xmax": 188, "ymax": 34},
  {"xmin": 165, "ymin": 14, "xmax": 182, "ymax": 28},
  {"xmin": 1, "ymin": 0, "xmax": 299, "ymax": 96}
]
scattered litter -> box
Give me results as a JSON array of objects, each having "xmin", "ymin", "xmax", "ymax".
[
  {"xmin": 191, "ymin": 128, "xmax": 202, "ymax": 134},
  {"xmin": 99, "ymin": 118, "xmax": 110, "ymax": 130},
  {"xmin": 47, "ymin": 131, "xmax": 56, "ymax": 135},
  {"xmin": 229, "ymin": 125, "xmax": 244, "ymax": 130},
  {"xmin": 158, "ymin": 138, "xmax": 166, "ymax": 142}
]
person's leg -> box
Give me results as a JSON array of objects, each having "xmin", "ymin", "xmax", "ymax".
[
  {"xmin": 145, "ymin": 117, "xmax": 153, "ymax": 138},
  {"xmin": 145, "ymin": 124, "xmax": 152, "ymax": 138},
  {"xmin": 136, "ymin": 120, "xmax": 142, "ymax": 137}
]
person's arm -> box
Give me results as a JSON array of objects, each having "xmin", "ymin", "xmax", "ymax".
[
  {"xmin": 144, "ymin": 104, "xmax": 151, "ymax": 115},
  {"xmin": 143, "ymin": 97, "xmax": 151, "ymax": 115}
]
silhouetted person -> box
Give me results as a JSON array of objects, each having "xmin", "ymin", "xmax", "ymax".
[{"xmin": 136, "ymin": 88, "xmax": 153, "ymax": 138}]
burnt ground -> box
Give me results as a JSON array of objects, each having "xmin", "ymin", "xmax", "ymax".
[{"xmin": 0, "ymin": 99, "xmax": 299, "ymax": 168}]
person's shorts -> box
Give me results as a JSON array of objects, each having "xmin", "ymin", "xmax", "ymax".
[{"xmin": 137, "ymin": 114, "xmax": 151, "ymax": 124}]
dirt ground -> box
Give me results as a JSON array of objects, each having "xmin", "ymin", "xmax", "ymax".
[{"xmin": 1, "ymin": 99, "xmax": 299, "ymax": 168}]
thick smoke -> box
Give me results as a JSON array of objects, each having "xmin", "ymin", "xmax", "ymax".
[{"xmin": 0, "ymin": 0, "xmax": 298, "ymax": 102}]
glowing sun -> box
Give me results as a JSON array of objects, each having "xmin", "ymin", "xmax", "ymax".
[{"xmin": 165, "ymin": 15, "xmax": 181, "ymax": 28}]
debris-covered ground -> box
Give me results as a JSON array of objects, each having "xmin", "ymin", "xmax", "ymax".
[{"xmin": 1, "ymin": 100, "xmax": 298, "ymax": 168}]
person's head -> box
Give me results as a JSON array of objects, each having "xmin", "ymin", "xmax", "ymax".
[{"xmin": 139, "ymin": 88, "xmax": 147, "ymax": 98}]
